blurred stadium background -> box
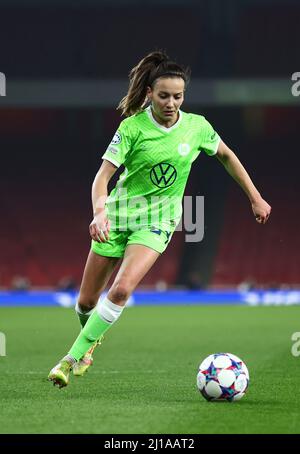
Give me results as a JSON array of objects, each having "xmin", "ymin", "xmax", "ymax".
[
  {"xmin": 0, "ymin": 0, "xmax": 299, "ymax": 305},
  {"xmin": 2, "ymin": 0, "xmax": 300, "ymax": 437}
]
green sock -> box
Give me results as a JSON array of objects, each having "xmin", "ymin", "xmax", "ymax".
[
  {"xmin": 68, "ymin": 298, "xmax": 124, "ymax": 361},
  {"xmin": 68, "ymin": 310, "xmax": 111, "ymax": 361},
  {"xmin": 75, "ymin": 302, "xmax": 94, "ymax": 329}
]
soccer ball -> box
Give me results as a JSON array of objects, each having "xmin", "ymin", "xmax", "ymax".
[{"xmin": 196, "ymin": 353, "xmax": 249, "ymax": 402}]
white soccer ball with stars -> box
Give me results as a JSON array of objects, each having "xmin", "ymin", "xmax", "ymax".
[{"xmin": 197, "ymin": 353, "xmax": 249, "ymax": 402}]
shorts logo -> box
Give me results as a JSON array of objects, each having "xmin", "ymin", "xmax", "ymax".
[
  {"xmin": 178, "ymin": 143, "xmax": 190, "ymax": 156},
  {"xmin": 150, "ymin": 162, "xmax": 177, "ymax": 188},
  {"xmin": 164, "ymin": 231, "xmax": 171, "ymax": 244},
  {"xmin": 111, "ymin": 131, "xmax": 122, "ymax": 145},
  {"xmin": 150, "ymin": 228, "xmax": 171, "ymax": 244},
  {"xmin": 150, "ymin": 227, "xmax": 162, "ymax": 235}
]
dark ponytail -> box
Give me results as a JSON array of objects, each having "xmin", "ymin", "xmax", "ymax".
[{"xmin": 117, "ymin": 50, "xmax": 190, "ymax": 117}]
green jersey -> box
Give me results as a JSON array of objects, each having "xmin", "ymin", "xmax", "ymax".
[{"xmin": 102, "ymin": 106, "xmax": 220, "ymax": 231}]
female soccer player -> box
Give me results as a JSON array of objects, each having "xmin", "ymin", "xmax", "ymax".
[{"xmin": 48, "ymin": 51, "xmax": 271, "ymax": 387}]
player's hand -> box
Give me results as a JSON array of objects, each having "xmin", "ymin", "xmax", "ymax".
[
  {"xmin": 251, "ymin": 197, "xmax": 271, "ymax": 224},
  {"xmin": 89, "ymin": 212, "xmax": 110, "ymax": 242}
]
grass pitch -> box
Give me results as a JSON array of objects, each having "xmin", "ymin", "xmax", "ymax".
[{"xmin": 0, "ymin": 305, "xmax": 300, "ymax": 434}]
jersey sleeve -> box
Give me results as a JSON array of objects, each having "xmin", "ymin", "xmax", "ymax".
[
  {"xmin": 102, "ymin": 119, "xmax": 132, "ymax": 168},
  {"xmin": 200, "ymin": 118, "xmax": 221, "ymax": 156}
]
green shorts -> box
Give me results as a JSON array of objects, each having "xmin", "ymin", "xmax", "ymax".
[{"xmin": 91, "ymin": 226, "xmax": 175, "ymax": 258}]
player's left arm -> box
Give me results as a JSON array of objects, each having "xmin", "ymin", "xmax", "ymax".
[{"xmin": 216, "ymin": 140, "xmax": 271, "ymax": 224}]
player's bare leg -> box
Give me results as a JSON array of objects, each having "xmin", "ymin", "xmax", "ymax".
[
  {"xmin": 107, "ymin": 244, "xmax": 160, "ymax": 306},
  {"xmin": 48, "ymin": 251, "xmax": 119, "ymax": 386},
  {"xmin": 77, "ymin": 249, "xmax": 120, "ymax": 315},
  {"xmin": 49, "ymin": 245, "xmax": 160, "ymax": 387}
]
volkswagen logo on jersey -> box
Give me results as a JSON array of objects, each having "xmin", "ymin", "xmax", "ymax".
[
  {"xmin": 178, "ymin": 143, "xmax": 191, "ymax": 156},
  {"xmin": 111, "ymin": 131, "xmax": 122, "ymax": 145},
  {"xmin": 150, "ymin": 163, "xmax": 177, "ymax": 188}
]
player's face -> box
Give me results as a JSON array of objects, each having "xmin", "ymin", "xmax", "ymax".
[{"xmin": 147, "ymin": 77, "xmax": 185, "ymax": 125}]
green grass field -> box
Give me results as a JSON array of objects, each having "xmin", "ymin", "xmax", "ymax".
[{"xmin": 0, "ymin": 305, "xmax": 300, "ymax": 434}]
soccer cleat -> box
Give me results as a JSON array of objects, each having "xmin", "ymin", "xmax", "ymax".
[
  {"xmin": 72, "ymin": 336, "xmax": 104, "ymax": 377},
  {"xmin": 48, "ymin": 359, "xmax": 72, "ymax": 388}
]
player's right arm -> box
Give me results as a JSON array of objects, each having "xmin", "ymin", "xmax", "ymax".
[
  {"xmin": 91, "ymin": 118, "xmax": 133, "ymax": 242},
  {"xmin": 90, "ymin": 160, "xmax": 118, "ymax": 242}
]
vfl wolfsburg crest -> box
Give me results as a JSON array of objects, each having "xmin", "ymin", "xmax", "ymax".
[
  {"xmin": 178, "ymin": 143, "xmax": 190, "ymax": 156},
  {"xmin": 150, "ymin": 163, "xmax": 177, "ymax": 188}
]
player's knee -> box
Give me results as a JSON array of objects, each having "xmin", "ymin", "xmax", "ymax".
[{"xmin": 109, "ymin": 281, "xmax": 132, "ymax": 304}]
